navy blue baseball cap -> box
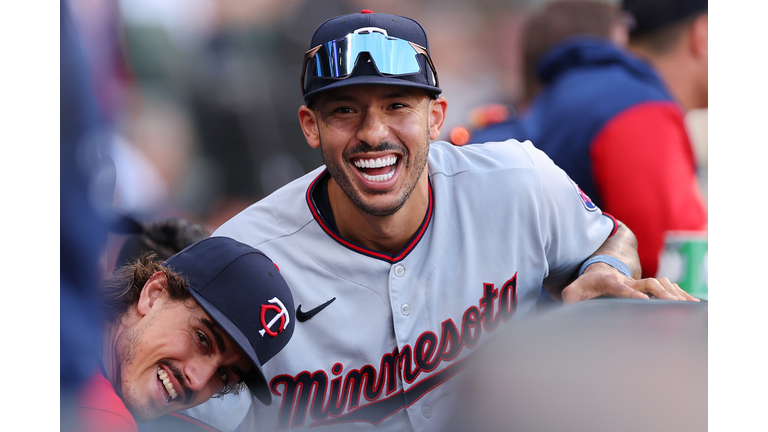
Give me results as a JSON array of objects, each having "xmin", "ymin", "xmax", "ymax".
[
  {"xmin": 622, "ymin": 0, "xmax": 707, "ymax": 36},
  {"xmin": 301, "ymin": 10, "xmax": 441, "ymax": 105},
  {"xmin": 162, "ymin": 236, "xmax": 295, "ymax": 405}
]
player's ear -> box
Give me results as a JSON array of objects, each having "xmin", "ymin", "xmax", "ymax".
[
  {"xmin": 610, "ymin": 19, "xmax": 629, "ymax": 47},
  {"xmin": 136, "ymin": 271, "xmax": 168, "ymax": 316},
  {"xmin": 689, "ymin": 13, "xmax": 708, "ymax": 61},
  {"xmin": 427, "ymin": 96, "xmax": 448, "ymax": 141},
  {"xmin": 299, "ymin": 105, "xmax": 321, "ymax": 149}
]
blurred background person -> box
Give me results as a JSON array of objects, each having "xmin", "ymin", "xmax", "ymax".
[
  {"xmin": 61, "ymin": 0, "xmax": 110, "ymax": 414},
  {"xmin": 520, "ymin": 0, "xmax": 628, "ymax": 108},
  {"xmin": 468, "ymin": 0, "xmax": 631, "ymax": 143},
  {"xmin": 59, "ymin": 0, "xmax": 130, "ymax": 406},
  {"xmin": 61, "ymin": 2, "xmax": 153, "ymax": 432},
  {"xmin": 469, "ymin": 0, "xmax": 708, "ymax": 279}
]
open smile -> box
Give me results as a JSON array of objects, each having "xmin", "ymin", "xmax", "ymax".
[
  {"xmin": 157, "ymin": 366, "xmax": 179, "ymax": 402},
  {"xmin": 353, "ymin": 155, "xmax": 398, "ymax": 182}
]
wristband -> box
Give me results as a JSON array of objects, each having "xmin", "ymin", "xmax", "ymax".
[{"xmin": 578, "ymin": 255, "xmax": 631, "ymax": 278}]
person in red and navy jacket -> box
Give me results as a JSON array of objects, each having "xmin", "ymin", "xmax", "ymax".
[{"xmin": 470, "ymin": 0, "xmax": 707, "ymax": 278}]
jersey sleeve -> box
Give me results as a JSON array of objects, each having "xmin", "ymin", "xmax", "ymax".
[
  {"xmin": 590, "ymin": 102, "xmax": 708, "ymax": 277},
  {"xmin": 518, "ymin": 140, "xmax": 617, "ymax": 287}
]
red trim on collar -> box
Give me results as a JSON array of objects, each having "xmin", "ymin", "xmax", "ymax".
[{"xmin": 305, "ymin": 169, "xmax": 434, "ymax": 263}]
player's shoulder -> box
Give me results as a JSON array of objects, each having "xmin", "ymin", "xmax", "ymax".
[
  {"xmin": 428, "ymin": 139, "xmax": 543, "ymax": 177},
  {"xmin": 428, "ymin": 140, "xmax": 563, "ymax": 213},
  {"xmin": 214, "ymin": 167, "xmax": 323, "ymax": 245}
]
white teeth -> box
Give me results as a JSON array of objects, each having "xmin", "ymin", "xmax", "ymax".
[
  {"xmin": 165, "ymin": 382, "xmax": 178, "ymax": 400},
  {"xmin": 361, "ymin": 169, "xmax": 395, "ymax": 182},
  {"xmin": 157, "ymin": 366, "xmax": 178, "ymax": 400},
  {"xmin": 353, "ymin": 156, "xmax": 397, "ymax": 182},
  {"xmin": 354, "ymin": 155, "xmax": 396, "ymax": 169}
]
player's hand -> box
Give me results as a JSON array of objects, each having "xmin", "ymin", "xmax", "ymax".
[{"xmin": 561, "ymin": 262, "xmax": 701, "ymax": 304}]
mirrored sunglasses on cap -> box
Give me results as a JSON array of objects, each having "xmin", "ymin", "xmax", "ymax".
[{"xmin": 301, "ymin": 27, "xmax": 439, "ymax": 96}]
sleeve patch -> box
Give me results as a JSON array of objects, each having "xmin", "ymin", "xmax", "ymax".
[{"xmin": 568, "ymin": 177, "xmax": 598, "ymax": 211}]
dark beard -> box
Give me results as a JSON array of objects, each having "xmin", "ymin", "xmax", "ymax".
[{"xmin": 320, "ymin": 129, "xmax": 430, "ymax": 218}]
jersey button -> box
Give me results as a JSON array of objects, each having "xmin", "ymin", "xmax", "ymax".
[
  {"xmin": 422, "ymin": 405, "xmax": 432, "ymax": 418},
  {"xmin": 401, "ymin": 304, "xmax": 410, "ymax": 316},
  {"xmin": 394, "ymin": 265, "xmax": 405, "ymax": 277}
]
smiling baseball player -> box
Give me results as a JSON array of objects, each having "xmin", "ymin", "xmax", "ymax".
[{"xmin": 180, "ymin": 10, "xmax": 698, "ymax": 432}]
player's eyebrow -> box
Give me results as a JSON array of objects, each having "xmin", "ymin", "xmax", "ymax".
[{"xmin": 201, "ymin": 318, "xmax": 227, "ymax": 354}]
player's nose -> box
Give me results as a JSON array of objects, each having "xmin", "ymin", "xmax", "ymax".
[
  {"xmin": 356, "ymin": 108, "xmax": 388, "ymax": 145},
  {"xmin": 184, "ymin": 356, "xmax": 220, "ymax": 393}
]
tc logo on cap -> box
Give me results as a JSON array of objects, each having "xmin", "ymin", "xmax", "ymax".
[{"xmin": 259, "ymin": 297, "xmax": 291, "ymax": 337}]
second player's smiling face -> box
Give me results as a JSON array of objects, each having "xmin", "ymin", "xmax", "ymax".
[
  {"xmin": 301, "ymin": 85, "xmax": 446, "ymax": 217},
  {"xmin": 114, "ymin": 277, "xmax": 252, "ymax": 423}
]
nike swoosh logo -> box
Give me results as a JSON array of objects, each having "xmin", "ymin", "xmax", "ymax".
[{"xmin": 296, "ymin": 297, "xmax": 336, "ymax": 322}]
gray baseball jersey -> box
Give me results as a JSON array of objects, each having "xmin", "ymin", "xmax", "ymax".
[{"xmin": 188, "ymin": 139, "xmax": 616, "ymax": 431}]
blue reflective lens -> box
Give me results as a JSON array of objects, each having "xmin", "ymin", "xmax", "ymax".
[{"xmin": 313, "ymin": 31, "xmax": 422, "ymax": 78}]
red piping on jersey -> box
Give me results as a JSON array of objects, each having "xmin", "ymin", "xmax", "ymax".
[
  {"xmin": 306, "ymin": 169, "xmax": 434, "ymax": 263},
  {"xmin": 602, "ymin": 212, "xmax": 618, "ymax": 236}
]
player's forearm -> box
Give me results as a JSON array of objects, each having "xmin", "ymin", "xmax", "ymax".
[
  {"xmin": 587, "ymin": 220, "xmax": 642, "ymax": 279},
  {"xmin": 562, "ymin": 219, "xmax": 699, "ymax": 303}
]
